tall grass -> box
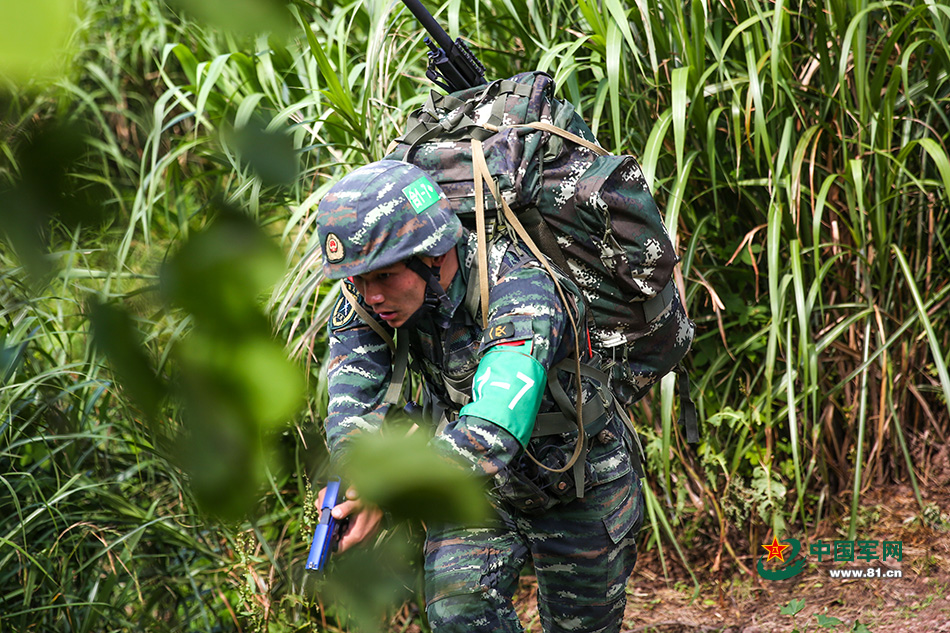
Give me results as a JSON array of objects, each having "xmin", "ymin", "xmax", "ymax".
[
  {"xmin": 276, "ymin": 0, "xmax": 950, "ymax": 571},
  {"xmin": 1, "ymin": 0, "xmax": 948, "ymax": 629},
  {"xmin": 1, "ymin": 2, "xmax": 321, "ymax": 630}
]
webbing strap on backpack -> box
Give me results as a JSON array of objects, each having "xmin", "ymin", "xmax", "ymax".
[
  {"xmin": 462, "ymin": 250, "xmax": 483, "ymax": 326},
  {"xmin": 613, "ymin": 401, "xmax": 646, "ymax": 478},
  {"xmin": 483, "ymin": 121, "xmax": 609, "ymax": 157},
  {"xmin": 398, "ymin": 79, "xmax": 537, "ymax": 154},
  {"xmin": 472, "ymin": 142, "xmax": 491, "ymax": 329},
  {"xmin": 677, "ymin": 365, "xmax": 699, "ymax": 443},
  {"xmin": 472, "ymin": 138, "xmax": 589, "ymax": 486}
]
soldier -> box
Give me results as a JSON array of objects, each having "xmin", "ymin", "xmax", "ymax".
[{"xmin": 315, "ymin": 159, "xmax": 644, "ymax": 633}]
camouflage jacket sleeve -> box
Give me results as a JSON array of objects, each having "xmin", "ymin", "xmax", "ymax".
[
  {"xmin": 325, "ymin": 287, "xmax": 394, "ymax": 458},
  {"xmin": 431, "ymin": 258, "xmax": 576, "ymax": 478}
]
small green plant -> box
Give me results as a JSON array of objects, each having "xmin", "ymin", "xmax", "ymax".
[
  {"xmin": 816, "ymin": 613, "xmax": 844, "ymax": 629},
  {"xmin": 781, "ymin": 598, "xmax": 807, "ymax": 632},
  {"xmin": 781, "ymin": 599, "xmax": 873, "ymax": 632}
]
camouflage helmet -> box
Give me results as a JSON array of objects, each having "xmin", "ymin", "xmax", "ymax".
[{"xmin": 316, "ymin": 160, "xmax": 463, "ymax": 279}]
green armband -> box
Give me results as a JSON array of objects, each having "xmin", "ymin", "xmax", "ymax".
[{"xmin": 459, "ymin": 340, "xmax": 546, "ymax": 448}]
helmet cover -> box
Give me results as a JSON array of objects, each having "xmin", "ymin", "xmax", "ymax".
[{"xmin": 316, "ymin": 160, "xmax": 463, "ymax": 279}]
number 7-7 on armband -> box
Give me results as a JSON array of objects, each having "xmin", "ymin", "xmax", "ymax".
[{"xmin": 306, "ymin": 479, "xmax": 341, "ymax": 572}]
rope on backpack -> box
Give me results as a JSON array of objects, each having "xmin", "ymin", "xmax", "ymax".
[{"xmin": 471, "ymin": 138, "xmax": 588, "ymax": 489}]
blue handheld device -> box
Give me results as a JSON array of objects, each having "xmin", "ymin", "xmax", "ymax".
[{"xmin": 306, "ymin": 479, "xmax": 341, "ymax": 572}]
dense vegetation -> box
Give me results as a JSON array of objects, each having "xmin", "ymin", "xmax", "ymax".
[{"xmin": 1, "ymin": 0, "xmax": 947, "ymax": 630}]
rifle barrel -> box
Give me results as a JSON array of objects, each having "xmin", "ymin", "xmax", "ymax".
[{"xmin": 400, "ymin": 0, "xmax": 455, "ymax": 54}]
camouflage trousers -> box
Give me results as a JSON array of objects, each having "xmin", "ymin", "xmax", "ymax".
[{"xmin": 424, "ymin": 470, "xmax": 644, "ymax": 633}]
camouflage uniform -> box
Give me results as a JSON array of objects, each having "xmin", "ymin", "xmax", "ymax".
[
  {"xmin": 321, "ymin": 162, "xmax": 644, "ymax": 632},
  {"xmin": 318, "ymin": 161, "xmax": 643, "ymax": 631}
]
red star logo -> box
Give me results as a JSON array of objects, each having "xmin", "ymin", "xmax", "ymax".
[{"xmin": 762, "ymin": 537, "xmax": 791, "ymax": 562}]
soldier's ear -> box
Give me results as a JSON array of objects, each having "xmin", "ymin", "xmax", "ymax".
[{"xmin": 418, "ymin": 254, "xmax": 446, "ymax": 268}]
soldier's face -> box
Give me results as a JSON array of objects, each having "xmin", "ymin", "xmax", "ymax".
[{"xmin": 351, "ymin": 262, "xmax": 426, "ymax": 328}]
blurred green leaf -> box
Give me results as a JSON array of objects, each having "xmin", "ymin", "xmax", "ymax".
[
  {"xmin": 0, "ymin": 121, "xmax": 110, "ymax": 282},
  {"xmin": 167, "ymin": 0, "xmax": 294, "ymax": 37},
  {"xmin": 177, "ymin": 388, "xmax": 264, "ymax": 520},
  {"xmin": 174, "ymin": 327, "xmax": 304, "ymax": 520},
  {"xmin": 159, "ymin": 207, "xmax": 304, "ymax": 520},
  {"xmin": 231, "ymin": 122, "xmax": 300, "ymax": 186},
  {"xmin": 179, "ymin": 330, "xmax": 305, "ymax": 426},
  {"xmin": 0, "ymin": 0, "xmax": 73, "ymax": 82},
  {"xmin": 0, "ymin": 187, "xmax": 53, "ymax": 280},
  {"xmin": 88, "ymin": 299, "xmax": 166, "ymax": 420},
  {"xmin": 161, "ymin": 208, "xmax": 285, "ymax": 333},
  {"xmin": 343, "ymin": 432, "xmax": 491, "ymax": 524},
  {"xmin": 321, "ymin": 526, "xmax": 419, "ymax": 633}
]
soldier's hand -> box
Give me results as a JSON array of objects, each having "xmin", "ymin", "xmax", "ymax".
[{"xmin": 316, "ymin": 485, "xmax": 383, "ymax": 553}]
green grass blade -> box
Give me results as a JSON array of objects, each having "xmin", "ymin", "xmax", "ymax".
[
  {"xmin": 671, "ymin": 66, "xmax": 689, "ymax": 168},
  {"xmin": 848, "ymin": 320, "xmax": 872, "ymax": 541},
  {"xmin": 891, "ymin": 246, "xmax": 950, "ymax": 407}
]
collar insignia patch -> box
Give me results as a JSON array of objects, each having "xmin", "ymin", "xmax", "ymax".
[{"xmin": 330, "ymin": 294, "xmax": 356, "ymax": 330}]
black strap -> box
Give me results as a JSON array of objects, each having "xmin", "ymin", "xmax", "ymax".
[
  {"xmin": 614, "ymin": 399, "xmax": 645, "ymax": 479},
  {"xmin": 518, "ymin": 207, "xmax": 580, "ymax": 292},
  {"xmin": 382, "ymin": 335, "xmax": 410, "ymax": 405},
  {"xmin": 405, "ymin": 257, "xmax": 451, "ymax": 312},
  {"xmin": 677, "ymin": 365, "xmax": 699, "ymax": 443},
  {"xmin": 644, "ymin": 282, "xmax": 676, "ymax": 323},
  {"xmin": 532, "ymin": 395, "xmax": 609, "ymax": 438}
]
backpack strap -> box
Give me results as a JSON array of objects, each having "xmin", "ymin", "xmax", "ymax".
[
  {"xmin": 472, "ymin": 143, "xmax": 491, "ymax": 329},
  {"xmin": 341, "ymin": 283, "xmax": 395, "ymax": 352},
  {"xmin": 340, "ymin": 284, "xmax": 410, "ymax": 407},
  {"xmin": 400, "ymin": 78, "xmax": 534, "ymax": 150},
  {"xmin": 442, "ymin": 372, "xmax": 473, "ymax": 407},
  {"xmin": 531, "ymin": 359, "xmax": 614, "ymax": 499},
  {"xmin": 462, "ymin": 248, "xmax": 482, "ymax": 324},
  {"xmin": 472, "ymin": 138, "xmax": 588, "ymax": 479},
  {"xmin": 403, "ymin": 116, "xmax": 495, "ymax": 149},
  {"xmin": 382, "ymin": 334, "xmax": 411, "ymax": 406},
  {"xmin": 515, "ymin": 207, "xmax": 580, "ymax": 298},
  {"xmin": 536, "ymin": 358, "xmax": 611, "ymax": 438},
  {"xmin": 644, "ymin": 282, "xmax": 676, "ymax": 323},
  {"xmin": 495, "ymin": 78, "xmax": 535, "ymax": 98},
  {"xmin": 676, "ymin": 365, "xmax": 699, "ymax": 443},
  {"xmin": 483, "ymin": 121, "xmax": 610, "ymax": 157},
  {"xmin": 613, "ymin": 398, "xmax": 646, "ymax": 479}
]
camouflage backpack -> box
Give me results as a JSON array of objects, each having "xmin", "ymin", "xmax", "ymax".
[{"xmin": 385, "ymin": 71, "xmax": 697, "ymax": 442}]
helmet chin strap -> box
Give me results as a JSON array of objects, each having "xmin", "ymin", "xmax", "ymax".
[{"xmin": 401, "ymin": 256, "xmax": 450, "ymax": 328}]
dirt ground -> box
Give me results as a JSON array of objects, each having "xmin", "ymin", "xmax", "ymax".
[{"xmin": 511, "ymin": 484, "xmax": 950, "ymax": 633}]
